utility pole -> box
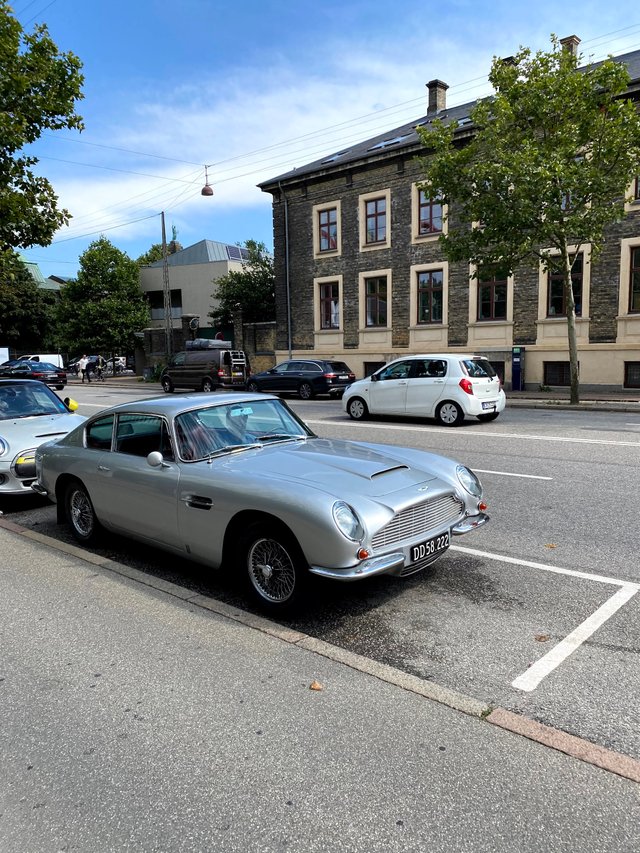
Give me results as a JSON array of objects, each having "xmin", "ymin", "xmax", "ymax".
[{"xmin": 161, "ymin": 211, "xmax": 172, "ymax": 358}]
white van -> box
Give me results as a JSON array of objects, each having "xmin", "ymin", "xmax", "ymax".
[{"xmin": 18, "ymin": 354, "xmax": 65, "ymax": 368}]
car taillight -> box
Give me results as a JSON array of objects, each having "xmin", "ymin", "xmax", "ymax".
[
  {"xmin": 349, "ymin": 373, "xmax": 355, "ymax": 380},
  {"xmin": 218, "ymin": 369, "xmax": 225, "ymax": 377},
  {"xmin": 324, "ymin": 372, "xmax": 337, "ymax": 379},
  {"xmin": 459, "ymin": 378, "xmax": 474, "ymax": 395}
]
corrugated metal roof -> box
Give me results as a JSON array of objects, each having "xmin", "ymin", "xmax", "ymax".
[{"xmin": 146, "ymin": 239, "xmax": 248, "ymax": 268}]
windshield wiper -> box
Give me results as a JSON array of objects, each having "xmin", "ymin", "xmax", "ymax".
[
  {"xmin": 254, "ymin": 433, "xmax": 307, "ymax": 443},
  {"xmin": 203, "ymin": 443, "xmax": 262, "ymax": 460}
]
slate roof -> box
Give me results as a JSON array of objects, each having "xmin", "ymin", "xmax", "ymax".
[{"xmin": 259, "ymin": 47, "xmax": 640, "ymax": 190}]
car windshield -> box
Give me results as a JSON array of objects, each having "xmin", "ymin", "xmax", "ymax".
[
  {"xmin": 174, "ymin": 398, "xmax": 313, "ymax": 461},
  {"xmin": 0, "ymin": 384, "xmax": 68, "ymax": 419}
]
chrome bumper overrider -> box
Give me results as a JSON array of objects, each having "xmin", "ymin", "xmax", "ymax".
[
  {"xmin": 309, "ymin": 513, "xmax": 489, "ymax": 582},
  {"xmin": 31, "ymin": 481, "xmax": 48, "ymax": 496}
]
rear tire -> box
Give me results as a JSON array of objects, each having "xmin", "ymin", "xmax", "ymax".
[
  {"xmin": 298, "ymin": 381, "xmax": 314, "ymax": 400},
  {"xmin": 202, "ymin": 378, "xmax": 216, "ymax": 393},
  {"xmin": 477, "ymin": 412, "xmax": 500, "ymax": 422},
  {"xmin": 247, "ymin": 380, "xmax": 260, "ymax": 394},
  {"xmin": 436, "ymin": 401, "xmax": 464, "ymax": 426},
  {"xmin": 161, "ymin": 376, "xmax": 174, "ymax": 393},
  {"xmin": 65, "ymin": 480, "xmax": 102, "ymax": 545},
  {"xmin": 347, "ymin": 397, "xmax": 368, "ymax": 420},
  {"xmin": 239, "ymin": 522, "xmax": 308, "ymax": 614}
]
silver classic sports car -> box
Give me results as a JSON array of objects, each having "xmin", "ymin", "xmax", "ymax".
[{"xmin": 33, "ymin": 393, "xmax": 489, "ymax": 612}]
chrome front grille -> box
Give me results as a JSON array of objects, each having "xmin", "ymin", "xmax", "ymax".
[{"xmin": 371, "ymin": 494, "xmax": 463, "ymax": 549}]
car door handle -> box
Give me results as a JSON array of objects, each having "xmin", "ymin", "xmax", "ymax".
[{"xmin": 183, "ymin": 495, "xmax": 213, "ymax": 510}]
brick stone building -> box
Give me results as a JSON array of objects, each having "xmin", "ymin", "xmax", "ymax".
[{"xmin": 259, "ymin": 41, "xmax": 640, "ymax": 391}]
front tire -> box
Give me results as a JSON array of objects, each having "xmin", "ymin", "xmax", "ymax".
[
  {"xmin": 202, "ymin": 378, "xmax": 216, "ymax": 393},
  {"xmin": 247, "ymin": 380, "xmax": 260, "ymax": 394},
  {"xmin": 477, "ymin": 412, "xmax": 500, "ymax": 422},
  {"xmin": 347, "ymin": 397, "xmax": 368, "ymax": 420},
  {"xmin": 436, "ymin": 401, "xmax": 464, "ymax": 426},
  {"xmin": 298, "ymin": 381, "xmax": 314, "ymax": 400},
  {"xmin": 161, "ymin": 376, "xmax": 174, "ymax": 393},
  {"xmin": 239, "ymin": 522, "xmax": 307, "ymax": 613},
  {"xmin": 65, "ymin": 480, "xmax": 101, "ymax": 545}
]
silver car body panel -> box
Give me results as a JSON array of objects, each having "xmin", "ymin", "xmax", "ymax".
[{"xmin": 34, "ymin": 393, "xmax": 488, "ymax": 578}]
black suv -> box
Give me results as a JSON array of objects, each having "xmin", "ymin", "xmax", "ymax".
[{"xmin": 246, "ymin": 359, "xmax": 356, "ymax": 399}]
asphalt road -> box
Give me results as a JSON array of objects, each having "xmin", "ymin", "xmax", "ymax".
[{"xmin": 3, "ymin": 386, "xmax": 640, "ymax": 766}]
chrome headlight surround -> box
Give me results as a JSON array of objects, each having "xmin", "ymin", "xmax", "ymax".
[
  {"xmin": 0, "ymin": 436, "xmax": 8, "ymax": 458},
  {"xmin": 332, "ymin": 501, "xmax": 364, "ymax": 541},
  {"xmin": 456, "ymin": 465, "xmax": 483, "ymax": 498}
]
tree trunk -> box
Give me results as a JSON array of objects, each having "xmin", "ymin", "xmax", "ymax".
[{"xmin": 561, "ymin": 243, "xmax": 580, "ymax": 405}]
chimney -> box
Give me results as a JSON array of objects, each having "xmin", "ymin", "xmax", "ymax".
[
  {"xmin": 560, "ymin": 35, "xmax": 581, "ymax": 57},
  {"xmin": 427, "ymin": 79, "xmax": 449, "ymax": 116}
]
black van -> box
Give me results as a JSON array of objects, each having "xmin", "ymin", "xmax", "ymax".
[{"xmin": 160, "ymin": 339, "xmax": 250, "ymax": 393}]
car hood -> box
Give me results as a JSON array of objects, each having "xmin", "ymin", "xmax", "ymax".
[
  {"xmin": 0, "ymin": 412, "xmax": 86, "ymax": 449},
  {"xmin": 220, "ymin": 437, "xmax": 443, "ymax": 498}
]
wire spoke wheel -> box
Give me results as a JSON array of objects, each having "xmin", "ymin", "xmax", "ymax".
[
  {"xmin": 65, "ymin": 482, "xmax": 100, "ymax": 543},
  {"xmin": 247, "ymin": 537, "xmax": 297, "ymax": 603}
]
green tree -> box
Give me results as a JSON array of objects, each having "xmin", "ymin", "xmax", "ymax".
[
  {"xmin": 56, "ymin": 237, "xmax": 149, "ymax": 357},
  {"xmin": 208, "ymin": 240, "xmax": 274, "ymax": 326},
  {"xmin": 0, "ymin": 2, "xmax": 84, "ymax": 256},
  {"xmin": 417, "ymin": 35, "xmax": 640, "ymax": 404},
  {"xmin": 136, "ymin": 243, "xmax": 164, "ymax": 266},
  {"xmin": 0, "ymin": 251, "xmax": 58, "ymax": 349}
]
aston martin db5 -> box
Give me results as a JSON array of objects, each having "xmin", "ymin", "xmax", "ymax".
[{"xmin": 33, "ymin": 393, "xmax": 489, "ymax": 612}]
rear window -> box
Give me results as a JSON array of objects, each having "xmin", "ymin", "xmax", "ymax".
[
  {"xmin": 327, "ymin": 362, "xmax": 352, "ymax": 373},
  {"xmin": 461, "ymin": 359, "xmax": 496, "ymax": 378}
]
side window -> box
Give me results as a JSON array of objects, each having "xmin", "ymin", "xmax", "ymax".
[
  {"xmin": 86, "ymin": 414, "xmax": 114, "ymax": 450},
  {"xmin": 115, "ymin": 414, "xmax": 172, "ymax": 458},
  {"xmin": 378, "ymin": 361, "xmax": 412, "ymax": 381},
  {"xmin": 304, "ymin": 363, "xmax": 323, "ymax": 373},
  {"xmin": 171, "ymin": 353, "xmax": 186, "ymax": 367}
]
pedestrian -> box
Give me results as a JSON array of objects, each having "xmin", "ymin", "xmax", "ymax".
[
  {"xmin": 78, "ymin": 354, "xmax": 91, "ymax": 384},
  {"xmin": 95, "ymin": 354, "xmax": 106, "ymax": 382}
]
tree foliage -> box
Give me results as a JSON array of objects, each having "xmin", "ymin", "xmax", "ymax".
[
  {"xmin": 208, "ymin": 240, "xmax": 275, "ymax": 326},
  {"xmin": 56, "ymin": 238, "xmax": 149, "ymax": 356},
  {"xmin": 417, "ymin": 35, "xmax": 640, "ymax": 404},
  {"xmin": 0, "ymin": 251, "xmax": 58, "ymax": 349},
  {"xmin": 0, "ymin": 2, "xmax": 84, "ymax": 254}
]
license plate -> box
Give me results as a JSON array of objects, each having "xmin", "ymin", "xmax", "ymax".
[
  {"xmin": 410, "ymin": 531, "xmax": 450, "ymax": 563},
  {"xmin": 338, "ymin": 375, "xmax": 349, "ymax": 380},
  {"xmin": 481, "ymin": 401, "xmax": 496, "ymax": 410}
]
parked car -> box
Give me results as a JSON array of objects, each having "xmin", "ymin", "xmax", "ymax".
[
  {"xmin": 247, "ymin": 359, "xmax": 356, "ymax": 399},
  {"xmin": 33, "ymin": 393, "xmax": 489, "ymax": 612},
  {"xmin": 0, "ymin": 379, "xmax": 84, "ymax": 496},
  {"xmin": 161, "ymin": 340, "xmax": 250, "ymax": 393},
  {"xmin": 0, "ymin": 360, "xmax": 68, "ymax": 390},
  {"xmin": 343, "ymin": 354, "xmax": 506, "ymax": 426}
]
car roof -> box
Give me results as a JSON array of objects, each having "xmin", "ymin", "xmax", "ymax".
[
  {"xmin": 388, "ymin": 353, "xmax": 488, "ymax": 361},
  {"xmin": 88, "ymin": 392, "xmax": 282, "ymax": 419},
  {"xmin": 0, "ymin": 378, "xmax": 53, "ymax": 386}
]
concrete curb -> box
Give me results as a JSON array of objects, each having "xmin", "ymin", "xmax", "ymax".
[{"xmin": 3, "ymin": 516, "xmax": 640, "ymax": 785}]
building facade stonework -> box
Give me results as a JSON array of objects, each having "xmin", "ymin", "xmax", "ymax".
[{"xmin": 260, "ymin": 49, "xmax": 640, "ymax": 391}]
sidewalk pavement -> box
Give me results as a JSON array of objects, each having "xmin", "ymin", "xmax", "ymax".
[{"xmin": 1, "ymin": 520, "xmax": 639, "ymax": 851}]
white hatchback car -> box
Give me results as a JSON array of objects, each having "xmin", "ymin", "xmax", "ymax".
[{"xmin": 343, "ymin": 354, "xmax": 506, "ymax": 426}]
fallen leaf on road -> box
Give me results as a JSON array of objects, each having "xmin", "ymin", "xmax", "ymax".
[
  {"xmin": 309, "ymin": 680, "xmax": 324, "ymax": 691},
  {"xmin": 544, "ymin": 543, "xmax": 557, "ymax": 549},
  {"xmin": 535, "ymin": 634, "xmax": 550, "ymax": 642}
]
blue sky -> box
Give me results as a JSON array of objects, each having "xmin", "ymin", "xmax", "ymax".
[{"xmin": 14, "ymin": 0, "xmax": 640, "ymax": 279}]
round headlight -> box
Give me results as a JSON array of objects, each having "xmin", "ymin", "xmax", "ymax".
[
  {"xmin": 332, "ymin": 501, "xmax": 364, "ymax": 541},
  {"xmin": 0, "ymin": 437, "xmax": 8, "ymax": 458},
  {"xmin": 456, "ymin": 465, "xmax": 483, "ymax": 498}
]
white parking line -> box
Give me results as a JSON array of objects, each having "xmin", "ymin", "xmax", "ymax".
[
  {"xmin": 452, "ymin": 545, "xmax": 640, "ymax": 692},
  {"xmin": 473, "ymin": 469, "xmax": 553, "ymax": 480},
  {"xmin": 307, "ymin": 419, "xmax": 640, "ymax": 448}
]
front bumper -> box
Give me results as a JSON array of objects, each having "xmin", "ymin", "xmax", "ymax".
[{"xmin": 309, "ymin": 512, "xmax": 489, "ymax": 581}]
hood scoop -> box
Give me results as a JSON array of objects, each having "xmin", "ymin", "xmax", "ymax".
[
  {"xmin": 371, "ymin": 464, "xmax": 409, "ymax": 478},
  {"xmin": 34, "ymin": 431, "xmax": 68, "ymax": 438}
]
